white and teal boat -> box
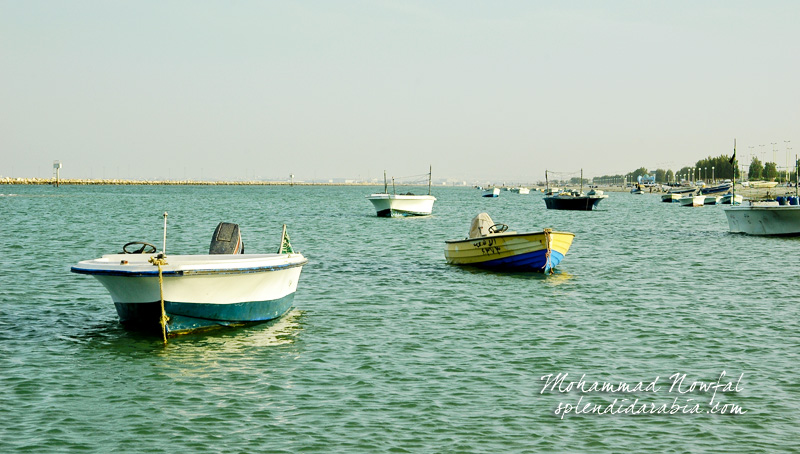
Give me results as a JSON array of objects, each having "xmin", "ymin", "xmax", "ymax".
[
  {"xmin": 72, "ymin": 217, "xmax": 306, "ymax": 338},
  {"xmin": 367, "ymin": 168, "xmax": 436, "ymax": 217}
]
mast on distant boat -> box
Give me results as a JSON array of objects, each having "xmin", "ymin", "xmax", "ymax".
[
  {"xmin": 383, "ymin": 170, "xmax": 388, "ymax": 194},
  {"xmin": 545, "ymin": 170, "xmax": 549, "ymax": 191},
  {"xmin": 731, "ymin": 139, "xmax": 737, "ymax": 204},
  {"xmin": 428, "ymin": 165, "xmax": 432, "ymax": 195},
  {"xmin": 580, "ymin": 169, "xmax": 583, "ymax": 195}
]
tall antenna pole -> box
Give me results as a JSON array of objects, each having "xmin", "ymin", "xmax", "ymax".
[{"xmin": 162, "ymin": 212, "xmax": 168, "ymax": 254}]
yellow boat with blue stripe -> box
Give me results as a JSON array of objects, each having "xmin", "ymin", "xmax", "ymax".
[{"xmin": 444, "ymin": 213, "xmax": 574, "ymax": 273}]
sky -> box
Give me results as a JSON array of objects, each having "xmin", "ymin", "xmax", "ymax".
[{"xmin": 1, "ymin": 1, "xmax": 798, "ymax": 184}]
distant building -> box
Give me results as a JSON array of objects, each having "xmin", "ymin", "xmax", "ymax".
[{"xmin": 637, "ymin": 174, "xmax": 656, "ymax": 186}]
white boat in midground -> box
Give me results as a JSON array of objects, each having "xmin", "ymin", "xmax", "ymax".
[
  {"xmin": 679, "ymin": 194, "xmax": 706, "ymax": 207},
  {"xmin": 719, "ymin": 193, "xmax": 743, "ymax": 205},
  {"xmin": 482, "ymin": 187, "xmax": 501, "ymax": 197},
  {"xmin": 724, "ymin": 200, "xmax": 800, "ymax": 236},
  {"xmin": 71, "ymin": 216, "xmax": 307, "ymax": 338},
  {"xmin": 723, "ymin": 150, "xmax": 800, "ymax": 235},
  {"xmin": 661, "ymin": 186, "xmax": 696, "ymax": 203},
  {"xmin": 366, "ymin": 168, "xmax": 436, "ymax": 217}
]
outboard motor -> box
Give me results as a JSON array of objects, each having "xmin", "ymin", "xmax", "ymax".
[{"xmin": 209, "ymin": 222, "xmax": 244, "ymax": 254}]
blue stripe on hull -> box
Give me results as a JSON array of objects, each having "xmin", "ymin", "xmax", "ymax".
[
  {"xmin": 472, "ymin": 250, "xmax": 565, "ymax": 273},
  {"xmin": 114, "ymin": 293, "xmax": 295, "ymax": 335}
]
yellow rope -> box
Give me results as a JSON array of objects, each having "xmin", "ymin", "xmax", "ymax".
[
  {"xmin": 149, "ymin": 256, "xmax": 169, "ymax": 344},
  {"xmin": 543, "ymin": 229, "xmax": 553, "ymax": 274}
]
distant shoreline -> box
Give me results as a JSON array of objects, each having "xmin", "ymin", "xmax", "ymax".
[{"xmin": 2, "ymin": 177, "xmax": 797, "ymax": 199}]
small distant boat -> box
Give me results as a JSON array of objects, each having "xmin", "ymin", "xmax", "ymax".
[
  {"xmin": 700, "ymin": 182, "xmax": 732, "ymax": 195},
  {"xmin": 724, "ymin": 200, "xmax": 800, "ymax": 235},
  {"xmin": 746, "ymin": 181, "xmax": 779, "ymax": 189},
  {"xmin": 631, "ymin": 185, "xmax": 644, "ymax": 195},
  {"xmin": 719, "ymin": 193, "xmax": 743, "ymax": 205},
  {"xmin": 544, "ymin": 190, "xmax": 608, "ymax": 210},
  {"xmin": 482, "ymin": 187, "xmax": 500, "ymax": 198},
  {"xmin": 367, "ymin": 168, "xmax": 436, "ymax": 217},
  {"xmin": 444, "ymin": 213, "xmax": 574, "ymax": 273},
  {"xmin": 71, "ymin": 217, "xmax": 307, "ymax": 338},
  {"xmin": 679, "ymin": 195, "xmax": 706, "ymax": 207},
  {"xmin": 587, "ymin": 189, "xmax": 604, "ymax": 196},
  {"xmin": 543, "ymin": 169, "xmax": 608, "ymax": 210},
  {"xmin": 544, "ymin": 187, "xmax": 560, "ymax": 196},
  {"xmin": 703, "ymin": 195, "xmax": 723, "ymax": 205},
  {"xmin": 511, "ymin": 187, "xmax": 530, "ymax": 195},
  {"xmin": 661, "ymin": 186, "xmax": 696, "ymax": 203}
]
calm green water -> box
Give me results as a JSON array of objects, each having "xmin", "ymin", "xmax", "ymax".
[{"xmin": 1, "ymin": 185, "xmax": 798, "ymax": 453}]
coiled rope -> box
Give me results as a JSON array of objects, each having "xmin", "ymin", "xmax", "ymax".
[
  {"xmin": 149, "ymin": 255, "xmax": 169, "ymax": 344},
  {"xmin": 543, "ymin": 229, "xmax": 553, "ymax": 274}
]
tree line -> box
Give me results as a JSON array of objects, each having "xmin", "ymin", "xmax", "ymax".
[{"xmin": 593, "ymin": 155, "xmax": 799, "ymax": 185}]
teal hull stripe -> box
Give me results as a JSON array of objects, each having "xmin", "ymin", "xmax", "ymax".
[{"xmin": 114, "ymin": 293, "xmax": 295, "ymax": 334}]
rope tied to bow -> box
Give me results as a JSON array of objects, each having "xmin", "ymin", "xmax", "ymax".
[
  {"xmin": 148, "ymin": 254, "xmax": 169, "ymax": 343},
  {"xmin": 543, "ymin": 229, "xmax": 553, "ymax": 274}
]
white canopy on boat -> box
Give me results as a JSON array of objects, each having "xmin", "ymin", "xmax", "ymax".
[{"xmin": 469, "ymin": 212, "xmax": 494, "ymax": 238}]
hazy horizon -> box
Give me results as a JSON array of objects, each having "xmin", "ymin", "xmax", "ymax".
[{"xmin": 2, "ymin": 1, "xmax": 797, "ymax": 183}]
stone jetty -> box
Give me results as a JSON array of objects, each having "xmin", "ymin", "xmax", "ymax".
[{"xmin": 0, "ymin": 177, "xmax": 372, "ymax": 186}]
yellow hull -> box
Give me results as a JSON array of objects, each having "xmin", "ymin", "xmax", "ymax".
[{"xmin": 444, "ymin": 231, "xmax": 574, "ymax": 272}]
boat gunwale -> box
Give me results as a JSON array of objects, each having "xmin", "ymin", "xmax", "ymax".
[
  {"xmin": 723, "ymin": 204, "xmax": 800, "ymax": 211},
  {"xmin": 366, "ymin": 193, "xmax": 437, "ymax": 200},
  {"xmin": 444, "ymin": 230, "xmax": 575, "ymax": 244},
  {"xmin": 71, "ymin": 256, "xmax": 308, "ymax": 277}
]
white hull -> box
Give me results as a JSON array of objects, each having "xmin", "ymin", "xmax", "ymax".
[
  {"xmin": 719, "ymin": 193, "xmax": 743, "ymax": 205},
  {"xmin": 73, "ymin": 253, "xmax": 306, "ymax": 305},
  {"xmin": 679, "ymin": 195, "xmax": 706, "ymax": 207},
  {"xmin": 72, "ymin": 252, "xmax": 307, "ymax": 334},
  {"xmin": 724, "ymin": 203, "xmax": 800, "ymax": 235},
  {"xmin": 366, "ymin": 193, "xmax": 436, "ymax": 216},
  {"xmin": 482, "ymin": 188, "xmax": 500, "ymax": 197},
  {"xmin": 703, "ymin": 195, "xmax": 722, "ymax": 205},
  {"xmin": 747, "ymin": 181, "xmax": 779, "ymax": 189}
]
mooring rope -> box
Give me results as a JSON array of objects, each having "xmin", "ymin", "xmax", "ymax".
[
  {"xmin": 149, "ymin": 255, "xmax": 169, "ymax": 344},
  {"xmin": 543, "ymin": 229, "xmax": 553, "ymax": 274}
]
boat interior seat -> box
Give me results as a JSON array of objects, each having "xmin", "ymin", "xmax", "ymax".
[{"xmin": 209, "ymin": 222, "xmax": 244, "ymax": 254}]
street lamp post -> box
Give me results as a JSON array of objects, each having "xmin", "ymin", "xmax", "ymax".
[{"xmin": 786, "ymin": 141, "xmax": 792, "ymax": 183}]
